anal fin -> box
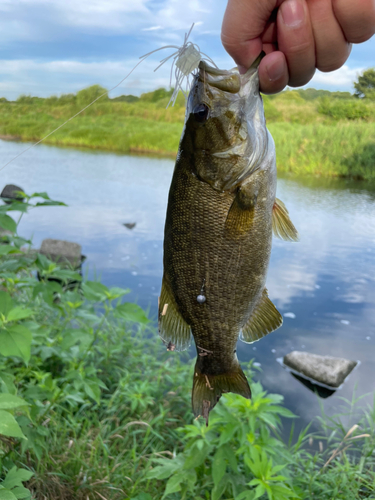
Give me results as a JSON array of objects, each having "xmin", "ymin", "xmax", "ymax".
[
  {"xmin": 272, "ymin": 198, "xmax": 298, "ymax": 241},
  {"xmin": 240, "ymin": 288, "xmax": 283, "ymax": 343},
  {"xmin": 159, "ymin": 275, "xmax": 191, "ymax": 351}
]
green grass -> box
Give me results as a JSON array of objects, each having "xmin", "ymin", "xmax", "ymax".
[
  {"xmin": 0, "ymin": 86, "xmax": 375, "ymax": 177},
  {"xmin": 1, "ymin": 193, "xmax": 375, "ymax": 500},
  {"xmin": 270, "ymin": 122, "xmax": 375, "ymax": 180}
]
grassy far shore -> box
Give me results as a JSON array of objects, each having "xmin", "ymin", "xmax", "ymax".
[
  {"xmin": 1, "ymin": 85, "xmax": 375, "ymax": 180},
  {"xmin": 1, "ymin": 194, "xmax": 375, "ymax": 500}
]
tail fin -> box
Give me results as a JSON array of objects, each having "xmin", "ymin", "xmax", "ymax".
[{"xmin": 192, "ymin": 362, "xmax": 251, "ymax": 425}]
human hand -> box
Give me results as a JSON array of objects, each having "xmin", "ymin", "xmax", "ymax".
[{"xmin": 221, "ymin": 0, "xmax": 375, "ymax": 94}]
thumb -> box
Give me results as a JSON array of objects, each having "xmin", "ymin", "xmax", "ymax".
[{"xmin": 221, "ymin": 0, "xmax": 280, "ymax": 68}]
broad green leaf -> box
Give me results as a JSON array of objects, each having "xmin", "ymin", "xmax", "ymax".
[
  {"xmin": 109, "ymin": 286, "xmax": 130, "ymax": 298},
  {"xmin": 30, "ymin": 191, "xmax": 50, "ymax": 200},
  {"xmin": 0, "ymin": 373, "xmax": 16, "ymax": 394},
  {"xmin": 0, "ymin": 245, "xmax": 20, "ymax": 256},
  {"xmin": 0, "ymin": 291, "xmax": 14, "ymax": 316},
  {"xmin": 183, "ymin": 441, "xmax": 211, "ymax": 470},
  {"xmin": 0, "ymin": 214, "xmax": 17, "ymax": 233},
  {"xmin": 60, "ymin": 329, "xmax": 92, "ymax": 350},
  {"xmin": 7, "ymin": 307, "xmax": 33, "ymax": 322},
  {"xmin": 147, "ymin": 457, "xmax": 185, "ymax": 480},
  {"xmin": 130, "ymin": 495, "xmax": 153, "ymax": 500},
  {"xmin": 235, "ymin": 492, "xmax": 256, "ymax": 500},
  {"xmin": 114, "ymin": 302, "xmax": 149, "ymax": 324},
  {"xmin": 83, "ymin": 381, "xmax": 101, "ymax": 404},
  {"xmin": 0, "ymin": 410, "xmax": 26, "ymax": 438},
  {"xmin": 35, "ymin": 201, "xmax": 67, "ymax": 207},
  {"xmin": 212, "ymin": 448, "xmax": 227, "ymax": 487},
  {"xmin": 163, "ymin": 474, "xmax": 183, "ymax": 498},
  {"xmin": 0, "ymin": 202, "xmax": 29, "ymax": 213},
  {"xmin": 0, "ymin": 394, "xmax": 28, "ymax": 410},
  {"xmin": 2, "ymin": 467, "xmax": 33, "ymax": 489},
  {"xmin": 222, "ymin": 444, "xmax": 237, "ymax": 472},
  {"xmin": 50, "ymin": 269, "xmax": 81, "ymax": 282},
  {"xmin": 35, "ymin": 253, "xmax": 52, "ymax": 271},
  {"xmin": 0, "ymin": 325, "xmax": 32, "ymax": 362},
  {"xmin": 7, "ymin": 486, "xmax": 30, "ymax": 500},
  {"xmin": 32, "ymin": 281, "xmax": 62, "ymax": 301},
  {"xmin": 212, "ymin": 480, "xmax": 228, "ymax": 500},
  {"xmin": 0, "ymin": 489, "xmax": 18, "ymax": 500},
  {"xmin": 82, "ymin": 281, "xmax": 110, "ymax": 301},
  {"xmin": 253, "ymin": 483, "xmax": 266, "ymax": 500}
]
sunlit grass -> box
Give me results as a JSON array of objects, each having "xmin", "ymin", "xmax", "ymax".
[{"xmin": 0, "ymin": 89, "xmax": 374, "ymax": 179}]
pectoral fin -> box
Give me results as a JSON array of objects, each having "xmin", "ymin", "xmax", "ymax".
[
  {"xmin": 225, "ymin": 184, "xmax": 258, "ymax": 237},
  {"xmin": 159, "ymin": 276, "xmax": 192, "ymax": 351},
  {"xmin": 240, "ymin": 288, "xmax": 283, "ymax": 343},
  {"xmin": 272, "ymin": 198, "xmax": 298, "ymax": 241}
]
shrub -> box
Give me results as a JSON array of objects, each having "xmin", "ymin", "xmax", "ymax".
[{"xmin": 318, "ymin": 98, "xmax": 371, "ymax": 120}]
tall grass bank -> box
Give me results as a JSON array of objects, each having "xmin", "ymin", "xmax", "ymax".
[{"xmin": 1, "ymin": 86, "xmax": 374, "ymax": 180}]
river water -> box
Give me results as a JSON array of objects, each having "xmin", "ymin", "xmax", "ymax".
[{"xmin": 1, "ymin": 138, "xmax": 375, "ymax": 434}]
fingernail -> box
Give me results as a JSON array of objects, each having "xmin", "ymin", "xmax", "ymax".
[
  {"xmin": 280, "ymin": 0, "xmax": 305, "ymax": 27},
  {"xmin": 265, "ymin": 59, "xmax": 284, "ymax": 82}
]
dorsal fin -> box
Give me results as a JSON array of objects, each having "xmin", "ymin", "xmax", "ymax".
[
  {"xmin": 158, "ymin": 276, "xmax": 192, "ymax": 351},
  {"xmin": 240, "ymin": 288, "xmax": 283, "ymax": 343},
  {"xmin": 272, "ymin": 198, "xmax": 298, "ymax": 241}
]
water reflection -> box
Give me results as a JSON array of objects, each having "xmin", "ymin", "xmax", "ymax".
[{"xmin": 1, "ymin": 139, "xmax": 375, "ymax": 433}]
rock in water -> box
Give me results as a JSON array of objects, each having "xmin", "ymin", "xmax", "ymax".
[
  {"xmin": 1, "ymin": 184, "xmax": 25, "ymax": 203},
  {"xmin": 40, "ymin": 239, "xmax": 82, "ymax": 268},
  {"xmin": 283, "ymin": 351, "xmax": 357, "ymax": 388},
  {"xmin": 123, "ymin": 223, "xmax": 136, "ymax": 230}
]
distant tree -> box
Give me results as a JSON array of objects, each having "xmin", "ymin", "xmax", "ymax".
[
  {"xmin": 140, "ymin": 87, "xmax": 173, "ymax": 102},
  {"xmin": 111, "ymin": 94, "xmax": 139, "ymax": 103},
  {"xmin": 76, "ymin": 85, "xmax": 109, "ymax": 107},
  {"xmin": 354, "ymin": 68, "xmax": 375, "ymax": 99},
  {"xmin": 0, "ymin": 97, "xmax": 7, "ymax": 102}
]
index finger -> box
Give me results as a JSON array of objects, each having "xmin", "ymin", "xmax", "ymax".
[{"xmin": 221, "ymin": 0, "xmax": 281, "ymax": 67}]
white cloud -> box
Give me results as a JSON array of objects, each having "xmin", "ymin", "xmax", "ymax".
[
  {"xmin": 142, "ymin": 26, "xmax": 163, "ymax": 31},
  {"xmin": 309, "ymin": 65, "xmax": 365, "ymax": 90},
  {"xmin": 0, "ymin": 58, "xmax": 180, "ymax": 99},
  {"xmin": 0, "ymin": 0, "xmax": 224, "ymax": 38}
]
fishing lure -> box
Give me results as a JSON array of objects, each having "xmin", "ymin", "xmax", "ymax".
[{"xmin": 140, "ymin": 23, "xmax": 217, "ymax": 106}]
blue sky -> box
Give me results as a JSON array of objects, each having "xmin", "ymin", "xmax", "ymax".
[{"xmin": 0, "ymin": 0, "xmax": 374, "ymax": 100}]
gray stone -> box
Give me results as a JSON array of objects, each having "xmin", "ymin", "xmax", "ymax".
[
  {"xmin": 1, "ymin": 184, "xmax": 25, "ymax": 203},
  {"xmin": 283, "ymin": 351, "xmax": 357, "ymax": 388},
  {"xmin": 40, "ymin": 239, "xmax": 82, "ymax": 268}
]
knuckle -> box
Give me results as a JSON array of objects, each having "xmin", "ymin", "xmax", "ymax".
[{"xmin": 285, "ymin": 40, "xmax": 312, "ymax": 57}]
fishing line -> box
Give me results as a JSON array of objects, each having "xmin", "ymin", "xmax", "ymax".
[{"xmin": 1, "ymin": 23, "xmax": 217, "ymax": 173}]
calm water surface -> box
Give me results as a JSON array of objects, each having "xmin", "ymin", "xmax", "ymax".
[{"xmin": 2, "ymin": 139, "xmax": 375, "ymax": 433}]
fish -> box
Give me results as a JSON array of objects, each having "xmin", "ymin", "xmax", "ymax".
[{"xmin": 158, "ymin": 53, "xmax": 298, "ymax": 424}]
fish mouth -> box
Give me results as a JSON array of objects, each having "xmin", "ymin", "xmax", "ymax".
[
  {"xmin": 198, "ymin": 52, "xmax": 265, "ymax": 95},
  {"xmin": 198, "ymin": 61, "xmax": 241, "ymax": 94}
]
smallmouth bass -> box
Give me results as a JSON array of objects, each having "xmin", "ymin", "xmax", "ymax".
[{"xmin": 159, "ymin": 54, "xmax": 298, "ymax": 423}]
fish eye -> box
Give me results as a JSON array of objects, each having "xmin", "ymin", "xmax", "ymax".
[{"xmin": 193, "ymin": 103, "xmax": 209, "ymax": 123}]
